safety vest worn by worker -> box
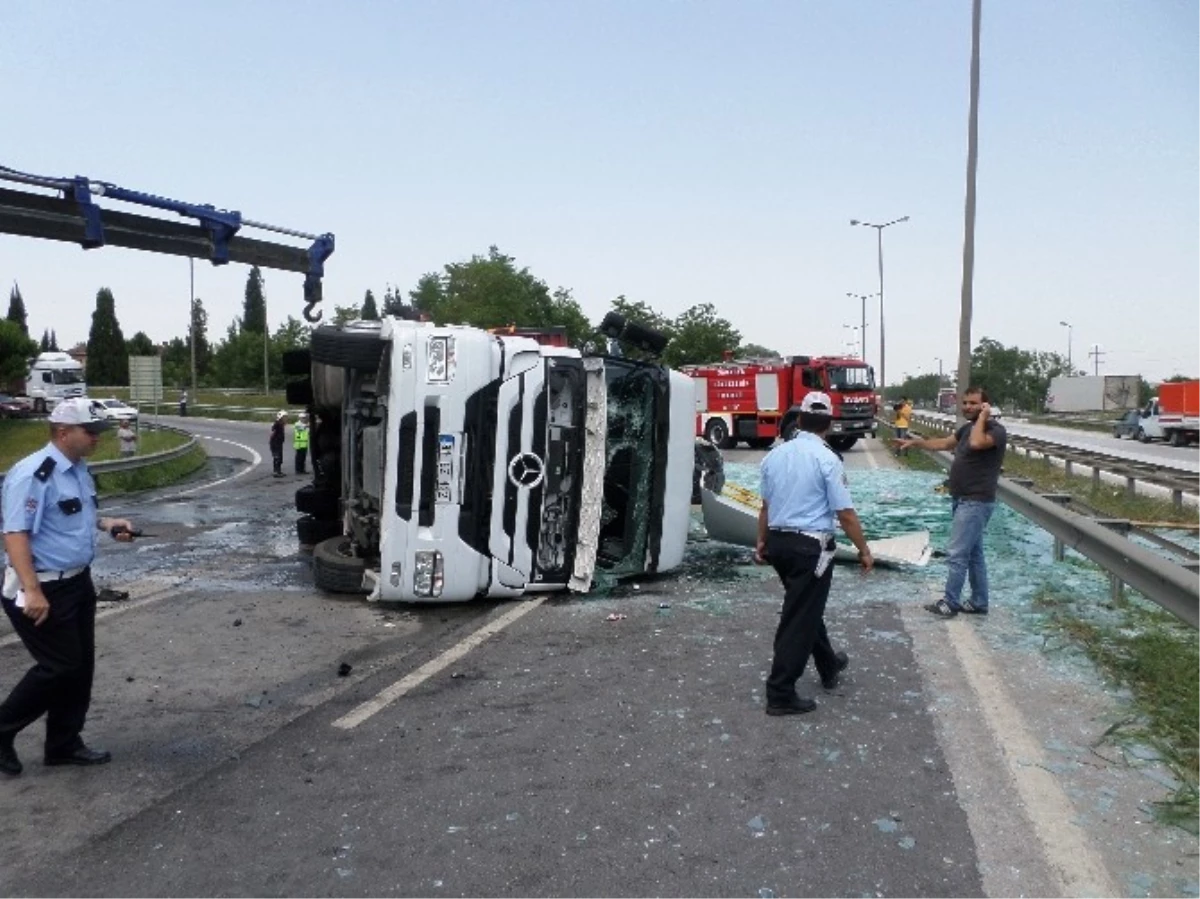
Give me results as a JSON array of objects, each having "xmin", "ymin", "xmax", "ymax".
[{"xmin": 293, "ymin": 421, "xmax": 310, "ymax": 450}]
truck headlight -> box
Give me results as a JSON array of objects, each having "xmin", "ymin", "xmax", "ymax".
[
  {"xmin": 426, "ymin": 336, "xmax": 455, "ymax": 383},
  {"xmin": 413, "ymin": 551, "xmax": 444, "ymax": 597}
]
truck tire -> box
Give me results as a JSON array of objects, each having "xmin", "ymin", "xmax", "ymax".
[
  {"xmin": 286, "ymin": 379, "xmax": 313, "ymax": 406},
  {"xmin": 827, "ymin": 435, "xmax": 858, "ymax": 452},
  {"xmin": 704, "ymin": 418, "xmax": 735, "ymax": 450},
  {"xmin": 312, "ymin": 537, "xmax": 369, "ymax": 595},
  {"xmin": 1169, "ymin": 430, "xmax": 1185, "ymax": 447},
  {"xmin": 1137, "ymin": 428, "xmax": 1148, "ymax": 443},
  {"xmin": 297, "ymin": 515, "xmax": 342, "ymax": 548},
  {"xmin": 747, "ymin": 437, "xmax": 774, "ymax": 450},
  {"xmin": 296, "ymin": 484, "xmax": 340, "ymax": 519},
  {"xmin": 282, "ymin": 348, "xmax": 311, "ymax": 376},
  {"xmin": 33, "ymin": 398, "xmax": 46, "ymax": 414},
  {"xmin": 310, "ymin": 323, "xmax": 385, "ymax": 371}
]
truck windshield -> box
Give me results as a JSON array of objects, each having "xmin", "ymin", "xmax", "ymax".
[
  {"xmin": 597, "ymin": 359, "xmax": 663, "ymax": 574},
  {"xmin": 51, "ymin": 370, "xmax": 84, "ymax": 385},
  {"xmin": 827, "ymin": 366, "xmax": 873, "ymax": 390}
]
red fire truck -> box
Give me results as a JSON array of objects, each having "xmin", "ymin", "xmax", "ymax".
[{"xmin": 684, "ymin": 354, "xmax": 878, "ymax": 452}]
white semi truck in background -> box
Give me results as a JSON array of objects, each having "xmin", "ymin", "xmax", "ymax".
[
  {"xmin": 1045, "ymin": 374, "xmax": 1140, "ymax": 413},
  {"xmin": 23, "ymin": 351, "xmax": 87, "ymax": 412}
]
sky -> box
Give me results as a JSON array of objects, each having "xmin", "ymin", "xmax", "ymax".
[{"xmin": 1, "ymin": 0, "xmax": 1196, "ymax": 386}]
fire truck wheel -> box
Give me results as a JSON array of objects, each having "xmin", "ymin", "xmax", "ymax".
[
  {"xmin": 311, "ymin": 323, "xmax": 385, "ymax": 371},
  {"xmin": 312, "ymin": 537, "xmax": 369, "ymax": 594},
  {"xmin": 827, "ymin": 435, "xmax": 858, "ymax": 452},
  {"xmin": 704, "ymin": 419, "xmax": 735, "ymax": 450}
]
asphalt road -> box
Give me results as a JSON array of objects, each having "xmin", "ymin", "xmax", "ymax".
[{"xmin": 0, "ymin": 425, "xmax": 1194, "ymax": 897}]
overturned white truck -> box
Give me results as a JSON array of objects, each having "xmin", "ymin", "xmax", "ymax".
[{"xmin": 287, "ymin": 315, "xmax": 697, "ymax": 602}]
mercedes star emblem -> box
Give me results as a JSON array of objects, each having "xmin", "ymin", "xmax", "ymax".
[{"xmin": 507, "ymin": 452, "xmax": 544, "ymax": 489}]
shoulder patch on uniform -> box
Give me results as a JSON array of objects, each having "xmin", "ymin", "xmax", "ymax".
[{"xmin": 33, "ymin": 457, "xmax": 57, "ymax": 482}]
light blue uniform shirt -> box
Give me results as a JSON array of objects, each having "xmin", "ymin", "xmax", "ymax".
[
  {"xmin": 760, "ymin": 432, "xmax": 854, "ymax": 532},
  {"xmin": 2, "ymin": 443, "xmax": 99, "ymax": 571}
]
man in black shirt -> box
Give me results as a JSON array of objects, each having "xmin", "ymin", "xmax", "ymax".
[{"xmin": 896, "ymin": 387, "xmax": 1007, "ymax": 618}]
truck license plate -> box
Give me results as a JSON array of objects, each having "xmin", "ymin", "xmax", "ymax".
[{"xmin": 437, "ymin": 435, "xmax": 456, "ymax": 503}]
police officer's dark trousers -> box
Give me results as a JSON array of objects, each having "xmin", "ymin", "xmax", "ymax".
[
  {"xmin": 0, "ymin": 570, "xmax": 97, "ymax": 756},
  {"xmin": 765, "ymin": 532, "xmax": 838, "ymax": 704}
]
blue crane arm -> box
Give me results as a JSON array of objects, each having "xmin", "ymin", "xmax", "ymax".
[{"xmin": 0, "ymin": 164, "xmax": 334, "ymax": 322}]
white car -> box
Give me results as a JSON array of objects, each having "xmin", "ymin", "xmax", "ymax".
[{"xmin": 91, "ymin": 398, "xmax": 139, "ymax": 422}]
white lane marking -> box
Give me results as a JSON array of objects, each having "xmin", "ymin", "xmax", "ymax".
[
  {"xmin": 946, "ymin": 619, "xmax": 1120, "ymax": 896},
  {"xmin": 164, "ymin": 436, "xmax": 263, "ymax": 499},
  {"xmin": 332, "ymin": 598, "xmax": 546, "ymax": 730}
]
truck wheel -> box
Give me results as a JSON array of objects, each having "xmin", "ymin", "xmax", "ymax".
[
  {"xmin": 1137, "ymin": 428, "xmax": 1148, "ymax": 443},
  {"xmin": 827, "ymin": 435, "xmax": 858, "ymax": 452},
  {"xmin": 33, "ymin": 398, "xmax": 45, "ymax": 414},
  {"xmin": 1169, "ymin": 430, "xmax": 1185, "ymax": 447},
  {"xmin": 747, "ymin": 437, "xmax": 774, "ymax": 450},
  {"xmin": 312, "ymin": 537, "xmax": 368, "ymax": 595},
  {"xmin": 297, "ymin": 515, "xmax": 342, "ymax": 548},
  {"xmin": 704, "ymin": 419, "xmax": 735, "ymax": 450},
  {"xmin": 310, "ymin": 323, "xmax": 385, "ymax": 371},
  {"xmin": 296, "ymin": 485, "xmax": 340, "ymax": 519},
  {"xmin": 282, "ymin": 348, "xmax": 312, "ymax": 376}
]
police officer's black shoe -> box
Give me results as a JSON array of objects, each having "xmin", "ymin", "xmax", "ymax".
[
  {"xmin": 821, "ymin": 652, "xmax": 850, "ymax": 690},
  {"xmin": 765, "ymin": 696, "xmax": 817, "ymax": 716},
  {"xmin": 44, "ymin": 746, "xmax": 111, "ymax": 767},
  {"xmin": 0, "ymin": 737, "xmax": 21, "ymax": 776}
]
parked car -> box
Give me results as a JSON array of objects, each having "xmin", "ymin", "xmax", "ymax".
[
  {"xmin": 1112, "ymin": 409, "xmax": 1142, "ymax": 440},
  {"xmin": 91, "ymin": 398, "xmax": 139, "ymax": 422},
  {"xmin": 0, "ymin": 393, "xmax": 32, "ymax": 418}
]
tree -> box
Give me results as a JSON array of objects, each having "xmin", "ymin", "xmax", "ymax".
[
  {"xmin": 0, "ymin": 319, "xmax": 38, "ymax": 385},
  {"xmin": 85, "ymin": 287, "xmax": 128, "ymax": 386},
  {"xmin": 968, "ymin": 337, "xmax": 1069, "ymax": 411},
  {"xmin": 6, "ymin": 284, "xmax": 28, "ymax": 336},
  {"xmin": 160, "ymin": 337, "xmax": 191, "ymax": 388},
  {"xmin": 189, "ymin": 296, "xmax": 211, "ymax": 378},
  {"xmin": 242, "ymin": 266, "xmax": 267, "ymax": 333},
  {"xmin": 48, "ymin": 329, "xmax": 58, "ymax": 351},
  {"xmin": 738, "ymin": 343, "xmax": 780, "ymax": 359},
  {"xmin": 662, "ymin": 303, "xmax": 741, "ymax": 368},
  {"xmin": 331, "ymin": 304, "xmax": 361, "ymax": 326},
  {"xmin": 208, "ymin": 321, "xmax": 263, "ymax": 388},
  {"xmin": 406, "ymin": 274, "xmax": 443, "ymax": 318},
  {"xmin": 361, "ymin": 289, "xmax": 379, "ymax": 320},
  {"xmin": 127, "ymin": 331, "xmax": 156, "ymax": 356},
  {"xmin": 40, "ymin": 329, "xmax": 51, "ymax": 352}
]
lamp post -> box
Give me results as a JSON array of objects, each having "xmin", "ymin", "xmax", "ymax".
[
  {"xmin": 935, "ymin": 356, "xmax": 944, "ymax": 385},
  {"xmin": 850, "ymin": 216, "xmax": 909, "ymax": 396},
  {"xmin": 1059, "ymin": 320, "xmax": 1073, "ymax": 374},
  {"xmin": 845, "ymin": 292, "xmax": 875, "ymax": 365},
  {"xmin": 842, "ymin": 324, "xmax": 861, "ymax": 358}
]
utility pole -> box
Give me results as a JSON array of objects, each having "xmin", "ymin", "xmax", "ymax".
[
  {"xmin": 956, "ymin": 0, "xmax": 982, "ymax": 424},
  {"xmin": 1089, "ymin": 344, "xmax": 1105, "ymax": 376},
  {"xmin": 189, "ymin": 258, "xmax": 197, "ymax": 394}
]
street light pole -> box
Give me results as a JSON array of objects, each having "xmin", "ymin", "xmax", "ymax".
[
  {"xmin": 935, "ymin": 356, "xmax": 943, "ymax": 384},
  {"xmin": 1059, "ymin": 320, "xmax": 1073, "ymax": 373},
  {"xmin": 850, "ymin": 217, "xmax": 909, "ymax": 396},
  {"xmin": 845, "ymin": 292, "xmax": 876, "ymax": 366}
]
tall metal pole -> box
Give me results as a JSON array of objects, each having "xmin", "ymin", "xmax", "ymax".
[
  {"xmin": 189, "ymin": 258, "xmax": 197, "ymax": 394},
  {"xmin": 876, "ymin": 228, "xmax": 886, "ymax": 396},
  {"xmin": 1059, "ymin": 320, "xmax": 1073, "ymax": 373},
  {"xmin": 845, "ymin": 292, "xmax": 875, "ymax": 371},
  {"xmin": 263, "ymin": 295, "xmax": 269, "ymax": 396},
  {"xmin": 956, "ymin": 0, "xmax": 982, "ymax": 422}
]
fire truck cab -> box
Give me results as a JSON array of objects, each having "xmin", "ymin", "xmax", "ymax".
[{"xmin": 685, "ymin": 354, "xmax": 878, "ymax": 452}]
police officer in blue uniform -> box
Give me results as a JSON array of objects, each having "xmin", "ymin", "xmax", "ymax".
[
  {"xmin": 0, "ymin": 398, "xmax": 136, "ymax": 776},
  {"xmin": 756, "ymin": 392, "xmax": 874, "ymax": 716}
]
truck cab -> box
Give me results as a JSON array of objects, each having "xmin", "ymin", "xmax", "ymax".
[
  {"xmin": 24, "ymin": 352, "xmax": 86, "ymax": 412},
  {"xmin": 299, "ymin": 318, "xmax": 694, "ymax": 602}
]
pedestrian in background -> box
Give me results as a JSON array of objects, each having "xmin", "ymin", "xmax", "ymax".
[
  {"xmin": 756, "ymin": 392, "xmax": 873, "ymax": 716},
  {"xmin": 892, "ymin": 396, "xmax": 913, "ymax": 454},
  {"xmin": 178, "ymin": 389, "xmax": 188, "ymax": 417},
  {"xmin": 897, "ymin": 386, "xmax": 1007, "ymax": 617},
  {"xmin": 293, "ymin": 412, "xmax": 310, "ymax": 475},
  {"xmin": 0, "ymin": 398, "xmax": 136, "ymax": 777},
  {"xmin": 116, "ymin": 418, "xmax": 137, "ymax": 458},
  {"xmin": 269, "ymin": 411, "xmax": 286, "ymax": 478}
]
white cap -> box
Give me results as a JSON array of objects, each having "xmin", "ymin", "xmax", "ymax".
[
  {"xmin": 799, "ymin": 391, "xmax": 833, "ymax": 413},
  {"xmin": 276, "ymin": 410, "xmax": 287, "ymax": 420},
  {"xmin": 49, "ymin": 398, "xmax": 110, "ymax": 432}
]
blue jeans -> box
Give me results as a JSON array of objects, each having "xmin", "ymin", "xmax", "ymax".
[{"xmin": 944, "ymin": 499, "xmax": 995, "ymax": 610}]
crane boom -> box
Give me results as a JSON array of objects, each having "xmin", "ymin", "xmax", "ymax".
[{"xmin": 0, "ymin": 165, "xmax": 334, "ymax": 321}]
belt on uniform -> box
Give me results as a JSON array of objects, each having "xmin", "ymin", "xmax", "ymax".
[
  {"xmin": 769, "ymin": 528, "xmax": 835, "ymax": 547},
  {"xmin": 35, "ymin": 566, "xmax": 88, "ymax": 582}
]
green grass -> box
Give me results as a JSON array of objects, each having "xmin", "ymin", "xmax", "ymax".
[{"xmin": 0, "ymin": 421, "xmax": 204, "ymax": 497}]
